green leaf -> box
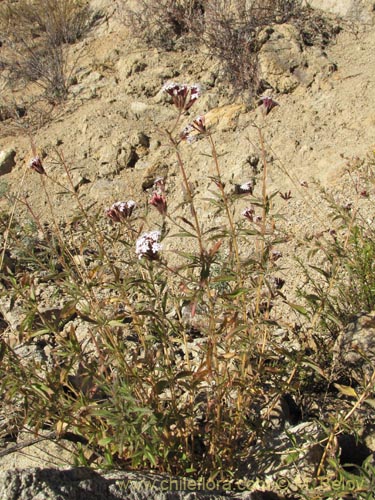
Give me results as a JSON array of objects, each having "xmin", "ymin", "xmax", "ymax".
[
  {"xmin": 286, "ymin": 302, "xmax": 308, "ymax": 315},
  {"xmin": 308, "ymin": 265, "xmax": 332, "ymax": 280},
  {"xmin": 224, "ymin": 288, "xmax": 247, "ymax": 298},
  {"xmin": 31, "ymin": 383, "xmax": 55, "ymax": 398},
  {"xmin": 284, "ymin": 451, "xmax": 299, "ymax": 465},
  {"xmin": 144, "ymin": 449, "xmax": 157, "ymax": 466},
  {"xmin": 28, "ymin": 328, "xmax": 52, "ymax": 338},
  {"xmin": 364, "ymin": 398, "xmax": 375, "ymax": 410},
  {"xmin": 98, "ymin": 437, "xmax": 113, "ymax": 446},
  {"xmin": 334, "ymin": 383, "xmax": 358, "ymax": 398},
  {"xmin": 304, "ymin": 294, "xmax": 321, "ymax": 302},
  {"xmin": 179, "ymin": 217, "xmax": 196, "ymax": 230},
  {"xmin": 108, "ymin": 319, "xmax": 128, "ymax": 327},
  {"xmin": 170, "ymin": 231, "xmax": 196, "ymax": 238}
]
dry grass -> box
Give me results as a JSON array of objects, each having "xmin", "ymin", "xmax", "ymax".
[{"xmin": 0, "ymin": 0, "xmax": 93, "ymax": 101}]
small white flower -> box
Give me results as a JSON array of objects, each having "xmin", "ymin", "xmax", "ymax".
[
  {"xmin": 136, "ymin": 231, "xmax": 162, "ymax": 260},
  {"xmin": 240, "ymin": 181, "xmax": 253, "ymax": 192},
  {"xmin": 235, "ymin": 180, "xmax": 254, "ymax": 195}
]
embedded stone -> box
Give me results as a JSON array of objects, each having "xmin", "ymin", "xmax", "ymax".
[{"xmin": 0, "ymin": 149, "xmax": 16, "ymax": 176}]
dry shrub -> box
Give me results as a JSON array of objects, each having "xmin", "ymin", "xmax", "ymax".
[
  {"xmin": 194, "ymin": 0, "xmax": 303, "ymax": 97},
  {"xmin": 0, "ymin": 0, "xmax": 93, "ymax": 101},
  {"xmin": 122, "ymin": 0, "xmax": 205, "ymax": 50},
  {"xmin": 123, "ymin": 0, "xmax": 338, "ymax": 97}
]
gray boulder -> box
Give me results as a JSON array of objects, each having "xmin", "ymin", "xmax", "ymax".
[{"xmin": 0, "ymin": 467, "xmax": 286, "ymax": 500}]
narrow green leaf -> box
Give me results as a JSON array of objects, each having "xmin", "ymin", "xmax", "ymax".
[
  {"xmin": 98, "ymin": 437, "xmax": 113, "ymax": 446},
  {"xmin": 224, "ymin": 288, "xmax": 247, "ymax": 298},
  {"xmin": 334, "ymin": 383, "xmax": 358, "ymax": 398},
  {"xmin": 286, "ymin": 302, "xmax": 308, "ymax": 315},
  {"xmin": 170, "ymin": 231, "xmax": 196, "ymax": 238},
  {"xmin": 364, "ymin": 399, "xmax": 375, "ymax": 410}
]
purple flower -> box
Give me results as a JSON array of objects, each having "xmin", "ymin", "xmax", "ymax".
[
  {"xmin": 259, "ymin": 96, "xmax": 278, "ymax": 115},
  {"xmin": 270, "ymin": 250, "xmax": 282, "ymax": 261},
  {"xmin": 191, "ymin": 115, "xmax": 206, "ymax": 134},
  {"xmin": 242, "ymin": 206, "xmax": 255, "ymax": 221},
  {"xmin": 279, "ymin": 191, "xmax": 292, "ymax": 201},
  {"xmin": 136, "ymin": 230, "xmax": 162, "ymax": 260},
  {"xmin": 29, "ymin": 156, "xmax": 46, "ymax": 175},
  {"xmin": 105, "ymin": 200, "xmax": 136, "ymax": 222},
  {"xmin": 149, "ymin": 191, "xmax": 167, "ymax": 216},
  {"xmin": 163, "ymin": 82, "xmax": 201, "ymax": 112},
  {"xmin": 181, "ymin": 115, "xmax": 207, "ymax": 144}
]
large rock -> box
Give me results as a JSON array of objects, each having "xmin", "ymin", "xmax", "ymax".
[
  {"xmin": 258, "ymin": 24, "xmax": 335, "ymax": 93},
  {"xmin": 306, "ymin": 0, "xmax": 375, "ymax": 22},
  {"xmin": 0, "ymin": 467, "xmax": 285, "ymax": 500}
]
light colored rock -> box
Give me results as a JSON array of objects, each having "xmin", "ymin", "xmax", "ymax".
[
  {"xmin": 205, "ymin": 104, "xmax": 246, "ymax": 131},
  {"xmin": 129, "ymin": 101, "xmax": 150, "ymax": 117},
  {"xmin": 305, "ymin": 0, "xmax": 375, "ymax": 22},
  {"xmin": 258, "ymin": 24, "xmax": 302, "ymax": 93},
  {"xmin": 62, "ymin": 319, "xmax": 94, "ymax": 352},
  {"xmin": 0, "ymin": 434, "xmax": 76, "ymax": 472},
  {"xmin": 0, "ymin": 149, "xmax": 16, "ymax": 176},
  {"xmin": 88, "ymin": 178, "xmax": 117, "ymax": 201},
  {"xmin": 0, "ymin": 297, "xmax": 24, "ymax": 333},
  {"xmin": 116, "ymin": 143, "xmax": 139, "ymax": 170}
]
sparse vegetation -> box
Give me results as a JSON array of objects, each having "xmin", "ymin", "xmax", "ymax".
[
  {"xmin": 298, "ymin": 157, "xmax": 375, "ymax": 340},
  {"xmin": 0, "ymin": 1, "xmax": 373, "ymax": 497},
  {"xmin": 122, "ymin": 0, "xmax": 338, "ymax": 97},
  {"xmin": 0, "ymin": 77, "xmax": 374, "ymax": 497},
  {"xmin": 0, "ymin": 0, "xmax": 93, "ymax": 101}
]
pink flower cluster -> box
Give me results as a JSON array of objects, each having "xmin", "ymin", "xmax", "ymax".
[
  {"xmin": 149, "ymin": 177, "xmax": 167, "ymax": 216},
  {"xmin": 105, "ymin": 200, "xmax": 136, "ymax": 222},
  {"xmin": 242, "ymin": 206, "xmax": 255, "ymax": 221},
  {"xmin": 242, "ymin": 206, "xmax": 262, "ymax": 224},
  {"xmin": 106, "ymin": 182, "xmax": 166, "ymax": 259},
  {"xmin": 181, "ymin": 115, "xmax": 206, "ymax": 143},
  {"xmin": 163, "ymin": 82, "xmax": 201, "ymax": 112}
]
